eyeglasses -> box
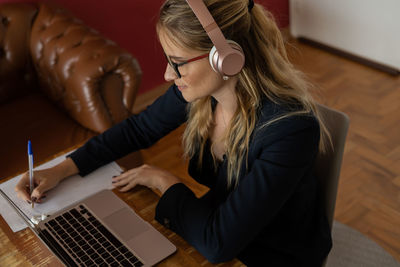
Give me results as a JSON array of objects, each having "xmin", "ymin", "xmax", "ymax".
[{"xmin": 164, "ymin": 53, "xmax": 209, "ymax": 78}]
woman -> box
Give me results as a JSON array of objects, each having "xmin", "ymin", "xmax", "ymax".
[{"xmin": 16, "ymin": 0, "xmax": 332, "ymax": 265}]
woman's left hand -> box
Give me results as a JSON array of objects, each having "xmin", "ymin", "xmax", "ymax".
[{"xmin": 112, "ymin": 164, "xmax": 181, "ymax": 194}]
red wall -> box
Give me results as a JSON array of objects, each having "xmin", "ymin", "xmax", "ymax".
[{"xmin": 1, "ymin": 0, "xmax": 288, "ymax": 94}]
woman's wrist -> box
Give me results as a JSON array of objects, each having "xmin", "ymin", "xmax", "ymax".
[
  {"xmin": 159, "ymin": 183, "xmax": 177, "ymax": 195},
  {"xmin": 158, "ymin": 177, "xmax": 180, "ymax": 195},
  {"xmin": 50, "ymin": 157, "xmax": 79, "ymax": 183}
]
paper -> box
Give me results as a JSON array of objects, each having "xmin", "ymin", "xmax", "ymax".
[{"xmin": 0, "ymin": 151, "xmax": 122, "ymax": 232}]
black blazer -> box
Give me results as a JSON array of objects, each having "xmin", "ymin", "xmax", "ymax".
[{"xmin": 69, "ymin": 85, "xmax": 332, "ymax": 266}]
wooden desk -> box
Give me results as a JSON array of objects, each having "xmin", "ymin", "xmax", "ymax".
[{"xmin": 0, "ymin": 129, "xmax": 244, "ymax": 266}]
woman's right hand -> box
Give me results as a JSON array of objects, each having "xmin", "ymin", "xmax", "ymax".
[
  {"xmin": 15, "ymin": 169, "xmax": 62, "ymax": 203},
  {"xmin": 14, "ymin": 157, "xmax": 79, "ymax": 204}
]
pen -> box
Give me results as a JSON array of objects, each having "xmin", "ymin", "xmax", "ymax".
[{"xmin": 28, "ymin": 140, "xmax": 34, "ymax": 209}]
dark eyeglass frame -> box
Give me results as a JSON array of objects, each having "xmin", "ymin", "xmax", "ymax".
[{"xmin": 165, "ymin": 53, "xmax": 209, "ymax": 78}]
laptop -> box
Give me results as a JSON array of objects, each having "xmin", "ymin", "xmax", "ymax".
[{"xmin": 0, "ymin": 189, "xmax": 176, "ymax": 267}]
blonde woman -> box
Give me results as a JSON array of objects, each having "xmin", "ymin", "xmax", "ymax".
[{"xmin": 16, "ymin": 0, "xmax": 332, "ymax": 265}]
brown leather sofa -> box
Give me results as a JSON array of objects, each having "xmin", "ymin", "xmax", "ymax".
[{"xmin": 0, "ymin": 3, "xmax": 142, "ymax": 180}]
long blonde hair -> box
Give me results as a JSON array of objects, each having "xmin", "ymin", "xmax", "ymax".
[{"xmin": 158, "ymin": 0, "xmax": 331, "ymax": 188}]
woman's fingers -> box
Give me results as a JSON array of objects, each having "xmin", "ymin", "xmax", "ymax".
[
  {"xmin": 15, "ymin": 173, "xmax": 31, "ymax": 202},
  {"xmin": 118, "ymin": 181, "xmax": 138, "ymax": 192},
  {"xmin": 113, "ymin": 177, "xmax": 137, "ymax": 192},
  {"xmin": 35, "ymin": 195, "xmax": 47, "ymax": 203},
  {"xmin": 16, "ymin": 189, "xmax": 31, "ymax": 203},
  {"xmin": 112, "ymin": 169, "xmax": 142, "ymax": 192},
  {"xmin": 111, "ymin": 164, "xmax": 176, "ymax": 193},
  {"xmin": 31, "ymin": 175, "xmax": 52, "ymax": 200},
  {"xmin": 112, "ymin": 173, "xmax": 131, "ymax": 185},
  {"xmin": 31, "ymin": 185, "xmax": 45, "ymax": 200},
  {"xmin": 112, "ymin": 179, "xmax": 128, "ymax": 188}
]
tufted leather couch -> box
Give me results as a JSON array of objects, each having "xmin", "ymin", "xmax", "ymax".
[{"xmin": 0, "ymin": 3, "xmax": 142, "ymax": 180}]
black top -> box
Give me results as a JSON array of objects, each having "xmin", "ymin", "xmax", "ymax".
[{"xmin": 69, "ymin": 85, "xmax": 332, "ymax": 266}]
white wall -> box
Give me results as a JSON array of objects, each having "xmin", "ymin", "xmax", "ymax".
[{"xmin": 290, "ymin": 0, "xmax": 400, "ymax": 70}]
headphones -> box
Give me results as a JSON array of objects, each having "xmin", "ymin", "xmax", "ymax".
[{"xmin": 185, "ymin": 0, "xmax": 245, "ymax": 77}]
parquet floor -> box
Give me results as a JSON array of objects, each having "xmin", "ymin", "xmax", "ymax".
[
  {"xmin": 137, "ymin": 36, "xmax": 400, "ymax": 263},
  {"xmin": 286, "ymin": 37, "xmax": 400, "ymax": 262}
]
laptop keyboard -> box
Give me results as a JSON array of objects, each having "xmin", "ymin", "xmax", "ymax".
[{"xmin": 44, "ymin": 205, "xmax": 144, "ymax": 267}]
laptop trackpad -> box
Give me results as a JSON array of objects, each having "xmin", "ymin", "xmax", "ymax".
[{"xmin": 103, "ymin": 207, "xmax": 150, "ymax": 241}]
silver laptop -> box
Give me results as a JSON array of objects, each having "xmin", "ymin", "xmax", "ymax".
[{"xmin": 1, "ymin": 189, "xmax": 176, "ymax": 267}]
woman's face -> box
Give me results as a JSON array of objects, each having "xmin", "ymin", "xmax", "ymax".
[{"xmin": 159, "ymin": 28, "xmax": 235, "ymax": 102}]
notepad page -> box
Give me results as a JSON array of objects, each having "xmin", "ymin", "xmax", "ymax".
[{"xmin": 0, "ymin": 151, "xmax": 123, "ymax": 232}]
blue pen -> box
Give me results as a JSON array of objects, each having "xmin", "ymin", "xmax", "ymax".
[{"xmin": 28, "ymin": 140, "xmax": 34, "ymax": 208}]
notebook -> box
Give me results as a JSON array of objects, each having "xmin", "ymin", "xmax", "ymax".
[{"xmin": 0, "ymin": 189, "xmax": 176, "ymax": 267}]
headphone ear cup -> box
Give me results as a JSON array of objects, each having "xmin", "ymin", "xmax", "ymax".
[
  {"xmin": 209, "ymin": 46, "xmax": 219, "ymax": 73},
  {"xmin": 209, "ymin": 40, "xmax": 245, "ymax": 76}
]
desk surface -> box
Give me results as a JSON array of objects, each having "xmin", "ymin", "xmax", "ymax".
[{"xmin": 0, "ymin": 140, "xmax": 244, "ymax": 266}]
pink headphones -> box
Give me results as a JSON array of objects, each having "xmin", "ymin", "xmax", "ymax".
[{"xmin": 185, "ymin": 0, "xmax": 245, "ymax": 77}]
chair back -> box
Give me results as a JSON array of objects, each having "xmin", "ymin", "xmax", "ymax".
[{"xmin": 315, "ymin": 104, "xmax": 350, "ymax": 230}]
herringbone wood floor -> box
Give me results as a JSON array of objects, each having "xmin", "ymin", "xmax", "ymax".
[
  {"xmin": 286, "ymin": 37, "xmax": 400, "ymax": 262},
  {"xmin": 136, "ymin": 36, "xmax": 400, "ymax": 264}
]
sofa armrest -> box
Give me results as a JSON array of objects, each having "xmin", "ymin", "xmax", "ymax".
[{"xmin": 30, "ymin": 3, "xmax": 141, "ymax": 133}]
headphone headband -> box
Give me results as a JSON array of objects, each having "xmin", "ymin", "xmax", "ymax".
[
  {"xmin": 185, "ymin": 0, "xmax": 245, "ymax": 76},
  {"xmin": 185, "ymin": 0, "xmax": 231, "ymax": 54}
]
